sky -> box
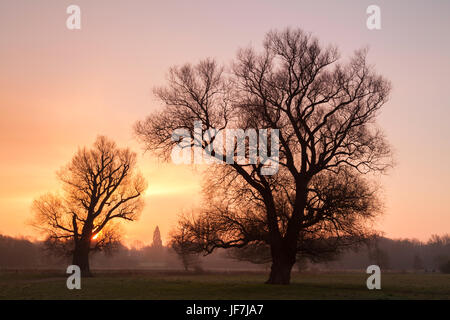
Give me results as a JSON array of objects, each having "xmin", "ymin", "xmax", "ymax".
[{"xmin": 0, "ymin": 0, "xmax": 449, "ymax": 245}]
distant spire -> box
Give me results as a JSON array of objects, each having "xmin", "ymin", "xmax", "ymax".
[{"xmin": 152, "ymin": 226, "xmax": 163, "ymax": 248}]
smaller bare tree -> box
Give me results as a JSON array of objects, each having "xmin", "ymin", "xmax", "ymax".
[
  {"xmin": 32, "ymin": 136, "xmax": 147, "ymax": 276},
  {"xmin": 169, "ymin": 218, "xmax": 201, "ymax": 271}
]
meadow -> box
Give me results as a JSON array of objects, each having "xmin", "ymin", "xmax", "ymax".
[{"xmin": 0, "ymin": 270, "xmax": 449, "ymax": 300}]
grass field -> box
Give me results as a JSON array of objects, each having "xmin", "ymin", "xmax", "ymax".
[{"xmin": 0, "ymin": 270, "xmax": 449, "ymax": 300}]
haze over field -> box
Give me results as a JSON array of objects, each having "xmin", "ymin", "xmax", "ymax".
[{"xmin": 1, "ymin": 0, "xmax": 450, "ymax": 246}]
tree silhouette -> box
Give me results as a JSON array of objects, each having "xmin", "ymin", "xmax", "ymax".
[
  {"xmin": 368, "ymin": 237, "xmax": 390, "ymax": 270},
  {"xmin": 136, "ymin": 28, "xmax": 392, "ymax": 284},
  {"xmin": 413, "ymin": 254, "xmax": 424, "ymax": 271},
  {"xmin": 169, "ymin": 219, "xmax": 201, "ymax": 271},
  {"xmin": 32, "ymin": 136, "xmax": 147, "ymax": 276}
]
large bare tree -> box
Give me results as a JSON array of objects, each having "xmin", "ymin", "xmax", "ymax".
[
  {"xmin": 32, "ymin": 136, "xmax": 147, "ymax": 276},
  {"xmin": 135, "ymin": 28, "xmax": 392, "ymax": 284}
]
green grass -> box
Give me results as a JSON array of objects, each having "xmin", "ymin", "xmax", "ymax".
[{"xmin": 0, "ymin": 270, "xmax": 449, "ymax": 300}]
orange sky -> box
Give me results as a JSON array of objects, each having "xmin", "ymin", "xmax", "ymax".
[{"xmin": 1, "ymin": 0, "xmax": 449, "ymax": 245}]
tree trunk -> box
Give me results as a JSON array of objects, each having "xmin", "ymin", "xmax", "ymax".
[
  {"xmin": 266, "ymin": 245, "xmax": 296, "ymax": 285},
  {"xmin": 182, "ymin": 254, "xmax": 189, "ymax": 271},
  {"xmin": 72, "ymin": 238, "xmax": 92, "ymax": 277},
  {"xmin": 265, "ymin": 185, "xmax": 307, "ymax": 285}
]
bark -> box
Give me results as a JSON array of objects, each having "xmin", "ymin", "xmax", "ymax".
[
  {"xmin": 264, "ymin": 192, "xmax": 304, "ymax": 285},
  {"xmin": 72, "ymin": 237, "xmax": 92, "ymax": 277},
  {"xmin": 266, "ymin": 243, "xmax": 296, "ymax": 285}
]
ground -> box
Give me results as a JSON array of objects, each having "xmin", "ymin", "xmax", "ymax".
[{"xmin": 0, "ymin": 270, "xmax": 449, "ymax": 300}]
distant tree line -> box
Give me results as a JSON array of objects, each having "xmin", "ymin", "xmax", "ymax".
[
  {"xmin": 299, "ymin": 234, "xmax": 450, "ymax": 272},
  {"xmin": 1, "ymin": 233, "xmax": 449, "ymax": 273},
  {"xmin": 0, "ymin": 235, "xmax": 67, "ymax": 269}
]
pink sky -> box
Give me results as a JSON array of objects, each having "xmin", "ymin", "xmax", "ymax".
[{"xmin": 1, "ymin": 0, "xmax": 449, "ymax": 245}]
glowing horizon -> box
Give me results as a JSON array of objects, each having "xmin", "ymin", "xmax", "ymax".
[{"xmin": 1, "ymin": 0, "xmax": 450, "ymax": 246}]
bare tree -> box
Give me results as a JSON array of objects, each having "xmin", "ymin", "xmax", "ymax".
[
  {"xmin": 413, "ymin": 254, "xmax": 424, "ymax": 271},
  {"xmin": 169, "ymin": 218, "xmax": 201, "ymax": 271},
  {"xmin": 136, "ymin": 28, "xmax": 392, "ymax": 284},
  {"xmin": 32, "ymin": 136, "xmax": 147, "ymax": 276},
  {"xmin": 367, "ymin": 236, "xmax": 391, "ymax": 269}
]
